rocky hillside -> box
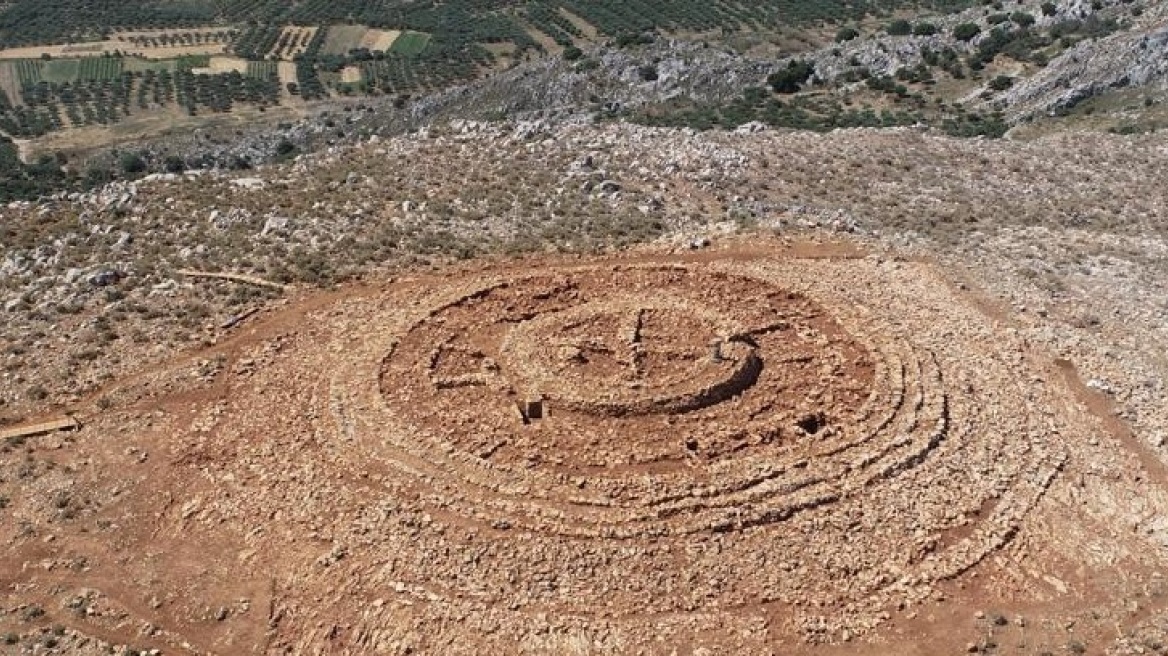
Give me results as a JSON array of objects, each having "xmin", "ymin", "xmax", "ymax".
[{"xmin": 3, "ymin": 120, "xmax": 1168, "ymax": 450}]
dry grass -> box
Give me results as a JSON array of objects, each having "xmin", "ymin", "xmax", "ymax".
[
  {"xmin": 0, "ymin": 61, "xmax": 21, "ymax": 104},
  {"xmin": 320, "ymin": 25, "xmax": 368, "ymax": 57},
  {"xmin": 360, "ymin": 28, "xmax": 401, "ymax": 52},
  {"xmin": 277, "ymin": 61, "xmax": 298, "ymax": 88}
]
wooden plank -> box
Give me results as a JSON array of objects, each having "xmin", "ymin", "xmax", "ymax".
[
  {"xmin": 176, "ymin": 269, "xmax": 289, "ymax": 291},
  {"xmin": 220, "ymin": 307, "xmax": 260, "ymax": 330},
  {"xmin": 0, "ymin": 416, "xmax": 80, "ymax": 441}
]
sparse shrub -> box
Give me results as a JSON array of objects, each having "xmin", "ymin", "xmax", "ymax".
[
  {"xmin": 562, "ymin": 46, "xmax": 582, "ymax": 61},
  {"xmin": 86, "ymin": 165, "xmax": 113, "ymax": 185},
  {"xmin": 119, "ymin": 153, "xmax": 146, "ymax": 175},
  {"xmin": 988, "ymin": 74, "xmax": 1014, "ymax": 91},
  {"xmin": 614, "ymin": 32, "xmax": 655, "ymax": 48},
  {"xmin": 768, "ymin": 60, "xmax": 814, "ymax": 94},
  {"xmin": 1011, "ymin": 11, "xmax": 1036, "ymax": 28},
  {"xmin": 954, "ymin": 23, "xmax": 981, "ymax": 41},
  {"xmin": 1041, "ymin": 1, "xmax": 1058, "ymax": 16},
  {"xmin": 887, "ymin": 19, "xmax": 912, "ymax": 35},
  {"xmin": 835, "ymin": 26, "xmax": 860, "ymax": 42},
  {"xmin": 638, "ymin": 64, "xmax": 658, "ymax": 82},
  {"xmin": 912, "ymin": 22, "xmax": 938, "ymax": 36},
  {"xmin": 163, "ymin": 155, "xmax": 185, "ymax": 173}
]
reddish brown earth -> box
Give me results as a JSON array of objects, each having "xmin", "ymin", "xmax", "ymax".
[{"xmin": 2, "ymin": 239, "xmax": 1167, "ymax": 655}]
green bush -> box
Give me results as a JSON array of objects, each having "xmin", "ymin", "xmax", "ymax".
[
  {"xmin": 953, "ymin": 23, "xmax": 981, "ymax": 41},
  {"xmin": 1011, "ymin": 11, "xmax": 1036, "ymax": 27},
  {"xmin": 119, "ymin": 152, "xmax": 146, "ymax": 175},
  {"xmin": 163, "ymin": 155, "xmax": 185, "ymax": 173},
  {"xmin": 1040, "ymin": 1, "xmax": 1058, "ymax": 16},
  {"xmin": 912, "ymin": 22, "xmax": 938, "ymax": 36},
  {"xmin": 887, "ymin": 19, "xmax": 912, "ymax": 35},
  {"xmin": 562, "ymin": 45, "xmax": 582, "ymax": 61},
  {"xmin": 767, "ymin": 60, "xmax": 814, "ymax": 94},
  {"xmin": 835, "ymin": 26, "xmax": 860, "ymax": 42},
  {"xmin": 85, "ymin": 165, "xmax": 113, "ymax": 185},
  {"xmin": 988, "ymin": 74, "xmax": 1014, "ymax": 91}
]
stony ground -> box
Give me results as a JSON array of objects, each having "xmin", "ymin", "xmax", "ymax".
[{"xmin": 2, "ymin": 121, "xmax": 1168, "ymax": 654}]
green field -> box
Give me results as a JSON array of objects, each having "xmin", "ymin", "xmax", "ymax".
[
  {"xmin": 14, "ymin": 59, "xmax": 41, "ymax": 85},
  {"xmin": 123, "ymin": 56, "xmax": 178, "ymax": 73},
  {"xmin": 76, "ymin": 56, "xmax": 123, "ymax": 80},
  {"xmin": 11, "ymin": 56, "xmax": 128, "ymax": 85},
  {"xmin": 390, "ymin": 31, "xmax": 430, "ymax": 56},
  {"xmin": 174, "ymin": 54, "xmax": 211, "ymax": 70},
  {"xmin": 41, "ymin": 58, "xmax": 79, "ymax": 82},
  {"xmin": 247, "ymin": 60, "xmax": 277, "ymax": 79}
]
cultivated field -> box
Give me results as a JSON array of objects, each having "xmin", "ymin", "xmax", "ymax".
[
  {"xmin": 190, "ymin": 56, "xmax": 248, "ymax": 76},
  {"xmin": 0, "ymin": 33, "xmax": 230, "ymax": 62},
  {"xmin": 360, "ymin": 28, "xmax": 401, "ymax": 52},
  {"xmin": 320, "ymin": 25, "xmax": 400, "ymax": 56},
  {"xmin": 0, "ymin": 61, "xmax": 23, "ymax": 102},
  {"xmin": 390, "ymin": 30, "xmax": 430, "ymax": 56},
  {"xmin": 263, "ymin": 25, "xmax": 318, "ymax": 60}
]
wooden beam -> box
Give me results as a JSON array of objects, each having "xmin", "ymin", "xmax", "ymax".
[
  {"xmin": 176, "ymin": 269, "xmax": 289, "ymax": 291},
  {"xmin": 0, "ymin": 416, "xmax": 80, "ymax": 442}
]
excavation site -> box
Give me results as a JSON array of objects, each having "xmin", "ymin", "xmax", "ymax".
[{"xmin": 4, "ymin": 240, "xmax": 1167, "ymax": 655}]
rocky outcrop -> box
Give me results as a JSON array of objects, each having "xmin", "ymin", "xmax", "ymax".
[{"xmin": 1004, "ymin": 19, "xmax": 1168, "ymax": 120}]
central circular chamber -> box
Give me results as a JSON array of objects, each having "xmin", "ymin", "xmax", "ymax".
[{"xmin": 498, "ymin": 296, "xmax": 761, "ymax": 417}]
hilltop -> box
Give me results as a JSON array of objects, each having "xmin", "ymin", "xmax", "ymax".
[{"xmin": 2, "ymin": 1, "xmax": 1168, "ymax": 654}]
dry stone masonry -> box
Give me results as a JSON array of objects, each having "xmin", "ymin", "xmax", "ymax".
[{"xmin": 257, "ymin": 251, "xmax": 1076, "ymax": 648}]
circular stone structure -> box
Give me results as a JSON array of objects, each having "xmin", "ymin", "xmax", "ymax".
[
  {"xmin": 333, "ymin": 256, "xmax": 1067, "ymax": 592},
  {"xmin": 136, "ymin": 248, "xmax": 1083, "ymax": 652},
  {"xmin": 378, "ymin": 266, "xmax": 878, "ymax": 488}
]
